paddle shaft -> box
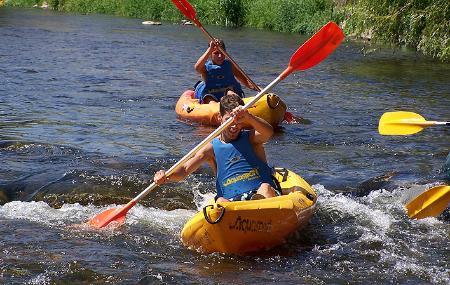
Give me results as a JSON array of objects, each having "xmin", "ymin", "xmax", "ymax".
[
  {"xmin": 424, "ymin": 121, "xmax": 449, "ymax": 126},
  {"xmin": 397, "ymin": 121, "xmax": 449, "ymax": 126}
]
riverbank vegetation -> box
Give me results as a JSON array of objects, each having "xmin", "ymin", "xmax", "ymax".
[{"xmin": 4, "ymin": 0, "xmax": 449, "ymax": 61}]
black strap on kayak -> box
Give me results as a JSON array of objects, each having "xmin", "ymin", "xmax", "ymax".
[
  {"xmin": 203, "ymin": 204, "xmax": 226, "ymax": 224},
  {"xmin": 271, "ymin": 167, "xmax": 288, "ymax": 196},
  {"xmin": 274, "ymin": 167, "xmax": 289, "ymax": 182},
  {"xmin": 271, "ymin": 175, "xmax": 282, "ymax": 196},
  {"xmin": 273, "ymin": 168, "xmax": 316, "ymax": 201}
]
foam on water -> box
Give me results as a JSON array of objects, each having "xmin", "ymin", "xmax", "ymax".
[
  {"xmin": 0, "ymin": 201, "xmax": 82, "ymax": 227},
  {"xmin": 0, "ymin": 185, "xmax": 448, "ymax": 284},
  {"xmin": 0, "ymin": 200, "xmax": 196, "ymax": 234},
  {"xmin": 315, "ymin": 184, "xmax": 395, "ymax": 231},
  {"xmin": 192, "ymin": 189, "xmax": 216, "ymax": 210},
  {"xmin": 126, "ymin": 204, "xmax": 194, "ymax": 233},
  {"xmin": 311, "ymin": 184, "xmax": 449, "ymax": 284}
]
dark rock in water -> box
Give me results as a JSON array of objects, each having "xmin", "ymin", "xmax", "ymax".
[
  {"xmin": 156, "ymin": 198, "xmax": 192, "ymax": 211},
  {"xmin": 33, "ymin": 185, "xmax": 196, "ymax": 211},
  {"xmin": 142, "ymin": 21, "xmax": 162, "ymax": 25},
  {"xmin": 0, "ymin": 180, "xmax": 30, "ymax": 202},
  {"xmin": 352, "ymin": 171, "xmax": 398, "ymax": 197},
  {"xmin": 439, "ymin": 208, "xmax": 450, "ymax": 222},
  {"xmin": 35, "ymin": 193, "xmax": 132, "ymax": 208},
  {"xmin": 0, "ymin": 140, "xmax": 18, "ymax": 149},
  {"xmin": 146, "ymin": 186, "xmax": 196, "ymax": 210},
  {"xmin": 181, "ymin": 19, "xmax": 192, "ymax": 25},
  {"xmin": 0, "ymin": 188, "xmax": 10, "ymax": 204}
]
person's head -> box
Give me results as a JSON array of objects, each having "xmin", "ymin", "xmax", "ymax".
[
  {"xmin": 210, "ymin": 39, "xmax": 226, "ymax": 51},
  {"xmin": 210, "ymin": 39, "xmax": 226, "ymax": 65},
  {"xmin": 220, "ymin": 89, "xmax": 244, "ymax": 116},
  {"xmin": 219, "ymin": 90, "xmax": 244, "ymax": 141}
]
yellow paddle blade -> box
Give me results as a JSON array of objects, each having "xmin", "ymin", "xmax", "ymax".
[
  {"xmin": 405, "ymin": 185, "xmax": 450, "ymax": 219},
  {"xmin": 378, "ymin": 111, "xmax": 428, "ymax": 135}
]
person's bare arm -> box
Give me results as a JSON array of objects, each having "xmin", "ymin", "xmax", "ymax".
[
  {"xmin": 194, "ymin": 42, "xmax": 214, "ymax": 80},
  {"xmin": 154, "ymin": 143, "xmax": 215, "ymax": 185}
]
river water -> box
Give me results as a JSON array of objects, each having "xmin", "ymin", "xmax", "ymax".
[{"xmin": 1, "ymin": 7, "xmax": 449, "ymax": 285}]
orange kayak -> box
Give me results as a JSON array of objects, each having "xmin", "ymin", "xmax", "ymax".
[{"xmin": 175, "ymin": 90, "xmax": 287, "ymax": 127}]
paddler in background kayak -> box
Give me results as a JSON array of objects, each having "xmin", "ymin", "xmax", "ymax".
[
  {"xmin": 154, "ymin": 90, "xmax": 278, "ymax": 202},
  {"xmin": 194, "ymin": 39, "xmax": 259, "ymax": 104}
]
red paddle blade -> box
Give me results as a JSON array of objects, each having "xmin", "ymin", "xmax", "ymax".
[
  {"xmin": 87, "ymin": 206, "xmax": 128, "ymax": 228},
  {"xmin": 283, "ymin": 111, "xmax": 311, "ymax": 124},
  {"xmin": 281, "ymin": 22, "xmax": 344, "ymax": 79},
  {"xmin": 171, "ymin": 0, "xmax": 200, "ymax": 26}
]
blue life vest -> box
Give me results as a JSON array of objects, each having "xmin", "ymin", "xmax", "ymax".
[
  {"xmin": 212, "ymin": 130, "xmax": 275, "ymax": 200},
  {"xmin": 194, "ymin": 59, "xmax": 244, "ymax": 102}
]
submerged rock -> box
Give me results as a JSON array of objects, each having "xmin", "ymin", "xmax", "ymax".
[
  {"xmin": 33, "ymin": 1, "xmax": 49, "ymax": 9},
  {"xmin": 181, "ymin": 19, "xmax": 192, "ymax": 25},
  {"xmin": 353, "ymin": 171, "xmax": 398, "ymax": 197},
  {"xmin": 0, "ymin": 188, "xmax": 9, "ymax": 205}
]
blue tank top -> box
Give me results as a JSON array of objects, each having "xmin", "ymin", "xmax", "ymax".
[
  {"xmin": 212, "ymin": 130, "xmax": 275, "ymax": 199},
  {"xmin": 194, "ymin": 59, "xmax": 244, "ymax": 102}
]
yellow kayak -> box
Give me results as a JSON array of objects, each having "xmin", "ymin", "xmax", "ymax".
[
  {"xmin": 181, "ymin": 168, "xmax": 317, "ymax": 254},
  {"xmin": 175, "ymin": 90, "xmax": 287, "ymax": 128}
]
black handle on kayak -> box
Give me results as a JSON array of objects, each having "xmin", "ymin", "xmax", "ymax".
[{"xmin": 203, "ymin": 204, "xmax": 226, "ymax": 224}]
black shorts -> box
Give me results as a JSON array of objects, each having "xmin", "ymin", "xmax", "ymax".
[{"xmin": 215, "ymin": 189, "xmax": 258, "ymax": 202}]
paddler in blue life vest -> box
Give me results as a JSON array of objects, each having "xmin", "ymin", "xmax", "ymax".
[
  {"xmin": 154, "ymin": 90, "xmax": 277, "ymax": 202},
  {"xmin": 194, "ymin": 39, "xmax": 258, "ymax": 104}
]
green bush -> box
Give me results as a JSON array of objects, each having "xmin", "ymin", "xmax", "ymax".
[
  {"xmin": 343, "ymin": 0, "xmax": 449, "ymax": 61},
  {"xmin": 244, "ymin": 0, "xmax": 338, "ymax": 34},
  {"xmin": 5, "ymin": 0, "xmax": 40, "ymax": 7}
]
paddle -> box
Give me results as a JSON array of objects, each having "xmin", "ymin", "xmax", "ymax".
[
  {"xmin": 378, "ymin": 111, "xmax": 449, "ymax": 135},
  {"xmin": 405, "ymin": 185, "xmax": 450, "ymax": 219},
  {"xmin": 87, "ymin": 21, "xmax": 344, "ymax": 228}
]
